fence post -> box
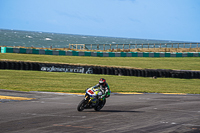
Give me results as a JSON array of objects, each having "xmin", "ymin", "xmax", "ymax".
[
  {"xmin": 190, "ymin": 43, "xmax": 192, "ymax": 48},
  {"xmin": 178, "ymin": 43, "xmax": 179, "ymax": 49},
  {"xmin": 97, "ymin": 44, "xmax": 99, "ymax": 50},
  {"xmin": 148, "ymin": 43, "xmax": 149, "ymax": 49},
  {"xmin": 135, "ymin": 44, "xmax": 137, "ymax": 49},
  {"xmin": 172, "ymin": 43, "xmax": 173, "ymax": 48},
  {"xmin": 91, "ymin": 44, "xmax": 92, "ymax": 50},
  {"xmin": 160, "ymin": 43, "xmax": 161, "ymax": 49},
  {"xmin": 116, "ymin": 44, "xmax": 118, "ymax": 49},
  {"xmin": 184, "ymin": 43, "xmax": 185, "ymax": 48},
  {"xmin": 123, "ymin": 44, "xmax": 124, "ymax": 50},
  {"xmin": 154, "ymin": 43, "xmax": 155, "ymax": 49},
  {"xmin": 76, "ymin": 44, "xmax": 78, "ymax": 50},
  {"xmin": 129, "ymin": 44, "xmax": 130, "ymax": 49},
  {"xmin": 142, "ymin": 44, "xmax": 143, "ymax": 49}
]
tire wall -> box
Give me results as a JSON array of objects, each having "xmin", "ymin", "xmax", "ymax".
[{"xmin": 0, "ymin": 61, "xmax": 200, "ymax": 79}]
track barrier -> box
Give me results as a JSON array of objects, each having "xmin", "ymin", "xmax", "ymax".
[
  {"xmin": 0, "ymin": 60, "xmax": 200, "ymax": 79},
  {"xmin": 1, "ymin": 47, "xmax": 200, "ymax": 57}
]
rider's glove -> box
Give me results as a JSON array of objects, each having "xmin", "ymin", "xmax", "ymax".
[{"xmin": 106, "ymin": 95, "xmax": 110, "ymax": 98}]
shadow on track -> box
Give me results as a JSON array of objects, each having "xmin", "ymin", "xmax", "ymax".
[
  {"xmin": 100, "ymin": 110, "xmax": 143, "ymax": 113},
  {"xmin": 85, "ymin": 110, "xmax": 144, "ymax": 113}
]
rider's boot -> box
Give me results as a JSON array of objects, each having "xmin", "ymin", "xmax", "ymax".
[
  {"xmin": 91, "ymin": 100, "xmax": 97, "ymax": 107},
  {"xmin": 94, "ymin": 99, "xmax": 99, "ymax": 107}
]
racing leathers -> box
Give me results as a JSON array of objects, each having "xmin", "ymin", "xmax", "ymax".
[{"xmin": 93, "ymin": 83, "xmax": 111, "ymax": 99}]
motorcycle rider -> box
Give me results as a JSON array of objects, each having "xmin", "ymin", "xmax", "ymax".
[
  {"xmin": 85, "ymin": 78, "xmax": 111, "ymax": 107},
  {"xmin": 93, "ymin": 78, "xmax": 111, "ymax": 99}
]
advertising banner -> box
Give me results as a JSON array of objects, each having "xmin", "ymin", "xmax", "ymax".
[{"xmin": 40, "ymin": 65, "xmax": 93, "ymax": 74}]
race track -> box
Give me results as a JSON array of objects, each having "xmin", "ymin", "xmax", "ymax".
[{"xmin": 0, "ymin": 89, "xmax": 200, "ymax": 133}]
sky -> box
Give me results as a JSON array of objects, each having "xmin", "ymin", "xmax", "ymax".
[{"xmin": 0, "ymin": 0, "xmax": 200, "ymax": 42}]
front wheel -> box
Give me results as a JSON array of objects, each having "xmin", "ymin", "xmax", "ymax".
[{"xmin": 77, "ymin": 99, "xmax": 86, "ymax": 111}]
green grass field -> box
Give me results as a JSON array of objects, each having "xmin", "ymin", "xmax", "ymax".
[
  {"xmin": 1, "ymin": 53, "xmax": 200, "ymax": 70},
  {"xmin": 0, "ymin": 70, "xmax": 200, "ymax": 94},
  {"xmin": 0, "ymin": 53, "xmax": 200, "ymax": 94}
]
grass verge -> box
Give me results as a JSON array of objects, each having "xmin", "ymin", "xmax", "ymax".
[{"xmin": 0, "ymin": 70, "xmax": 200, "ymax": 94}]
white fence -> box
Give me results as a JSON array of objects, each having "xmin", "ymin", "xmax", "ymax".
[{"xmin": 69, "ymin": 43, "xmax": 199, "ymax": 50}]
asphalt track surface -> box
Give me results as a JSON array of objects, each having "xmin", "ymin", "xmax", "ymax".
[{"xmin": 0, "ymin": 89, "xmax": 200, "ymax": 133}]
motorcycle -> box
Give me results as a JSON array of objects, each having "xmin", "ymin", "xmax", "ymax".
[{"xmin": 77, "ymin": 87, "xmax": 106, "ymax": 111}]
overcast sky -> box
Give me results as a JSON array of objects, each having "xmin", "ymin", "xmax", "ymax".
[{"xmin": 0, "ymin": 0, "xmax": 200, "ymax": 42}]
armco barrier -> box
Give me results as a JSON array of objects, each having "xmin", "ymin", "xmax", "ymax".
[
  {"xmin": 1, "ymin": 47, "xmax": 200, "ymax": 57},
  {"xmin": 0, "ymin": 60, "xmax": 200, "ymax": 79}
]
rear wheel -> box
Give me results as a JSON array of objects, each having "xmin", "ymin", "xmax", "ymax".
[
  {"xmin": 94, "ymin": 99, "xmax": 106, "ymax": 111},
  {"xmin": 77, "ymin": 99, "xmax": 86, "ymax": 111}
]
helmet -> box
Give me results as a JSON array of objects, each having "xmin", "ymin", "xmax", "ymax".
[{"xmin": 99, "ymin": 78, "xmax": 106, "ymax": 86}]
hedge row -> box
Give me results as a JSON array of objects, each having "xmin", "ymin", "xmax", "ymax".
[{"xmin": 0, "ymin": 61, "xmax": 200, "ymax": 79}]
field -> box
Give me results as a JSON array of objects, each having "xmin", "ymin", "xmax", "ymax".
[
  {"xmin": 0, "ymin": 53, "xmax": 200, "ymax": 94},
  {"xmin": 0, "ymin": 70, "xmax": 200, "ymax": 94}
]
